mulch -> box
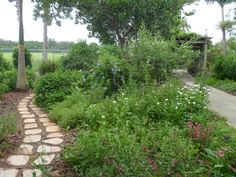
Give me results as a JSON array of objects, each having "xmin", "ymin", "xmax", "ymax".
[
  {"xmin": 49, "ymin": 129, "xmax": 78, "ymax": 177},
  {"xmin": 0, "ymin": 91, "xmax": 31, "ymax": 159}
]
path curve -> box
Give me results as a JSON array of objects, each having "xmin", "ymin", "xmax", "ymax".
[
  {"xmin": 0, "ymin": 94, "xmax": 64, "ymax": 177},
  {"xmin": 175, "ymin": 69, "xmax": 236, "ymax": 128}
]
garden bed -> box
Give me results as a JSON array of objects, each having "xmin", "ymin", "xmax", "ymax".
[{"xmin": 0, "ymin": 91, "xmax": 30, "ymax": 158}]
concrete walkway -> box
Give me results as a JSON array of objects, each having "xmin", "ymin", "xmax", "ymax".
[
  {"xmin": 175, "ymin": 70, "xmax": 236, "ymax": 128},
  {"xmin": 0, "ymin": 94, "xmax": 64, "ymax": 177}
]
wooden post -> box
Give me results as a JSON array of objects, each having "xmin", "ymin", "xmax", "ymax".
[{"xmin": 203, "ymin": 36, "xmax": 208, "ymax": 72}]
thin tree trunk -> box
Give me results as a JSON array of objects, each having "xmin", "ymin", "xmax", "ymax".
[
  {"xmin": 16, "ymin": 0, "xmax": 28, "ymax": 90},
  {"xmin": 221, "ymin": 5, "xmax": 227, "ymax": 55},
  {"xmin": 43, "ymin": 19, "xmax": 48, "ymax": 60}
]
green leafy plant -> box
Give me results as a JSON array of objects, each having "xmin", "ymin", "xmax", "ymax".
[
  {"xmin": 0, "ymin": 53, "xmax": 10, "ymax": 71},
  {"xmin": 39, "ymin": 60, "xmax": 59, "ymax": 75},
  {"xmin": 35, "ymin": 71, "xmax": 83, "ymax": 109},
  {"xmin": 214, "ymin": 55, "xmax": 236, "ymax": 81},
  {"xmin": 62, "ymin": 41, "xmax": 99, "ymax": 71}
]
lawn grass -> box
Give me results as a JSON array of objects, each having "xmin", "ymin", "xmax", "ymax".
[
  {"xmin": 196, "ymin": 75, "xmax": 236, "ymax": 94},
  {"xmin": 3, "ymin": 52, "xmax": 66, "ymax": 71}
]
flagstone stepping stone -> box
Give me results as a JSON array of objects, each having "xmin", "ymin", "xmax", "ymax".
[
  {"xmin": 22, "ymin": 114, "xmax": 35, "ymax": 118},
  {"xmin": 32, "ymin": 108, "xmax": 41, "ymax": 111},
  {"xmin": 37, "ymin": 114, "xmax": 48, "ymax": 117},
  {"xmin": 0, "ymin": 168, "xmax": 19, "ymax": 177},
  {"xmin": 39, "ymin": 118, "xmax": 50, "ymax": 123},
  {"xmin": 24, "ymin": 119, "xmax": 36, "ymax": 123},
  {"xmin": 43, "ymin": 138, "xmax": 63, "ymax": 145},
  {"xmin": 24, "ymin": 123, "xmax": 38, "ymax": 129},
  {"xmin": 18, "ymin": 108, "xmax": 28, "ymax": 111},
  {"xmin": 37, "ymin": 145, "xmax": 61, "ymax": 153},
  {"xmin": 25, "ymin": 129, "xmax": 42, "ymax": 135},
  {"xmin": 47, "ymin": 132, "xmax": 63, "ymax": 138},
  {"xmin": 23, "ymin": 169, "xmax": 42, "ymax": 177},
  {"xmin": 17, "ymin": 144, "xmax": 33, "ymax": 155},
  {"xmin": 46, "ymin": 126, "xmax": 61, "ymax": 132},
  {"xmin": 19, "ymin": 111, "xmax": 31, "ymax": 115},
  {"xmin": 43, "ymin": 122, "xmax": 56, "ymax": 127},
  {"xmin": 33, "ymin": 154, "xmax": 55, "ymax": 165},
  {"xmin": 23, "ymin": 135, "xmax": 42, "ymax": 143},
  {"xmin": 7, "ymin": 155, "xmax": 30, "ymax": 166}
]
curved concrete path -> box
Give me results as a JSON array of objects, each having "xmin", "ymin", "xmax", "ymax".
[
  {"xmin": 175, "ymin": 69, "xmax": 236, "ymax": 128},
  {"xmin": 0, "ymin": 94, "xmax": 64, "ymax": 177}
]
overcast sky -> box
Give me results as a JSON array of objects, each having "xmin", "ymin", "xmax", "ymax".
[{"xmin": 0, "ymin": 0, "xmax": 235, "ymax": 43}]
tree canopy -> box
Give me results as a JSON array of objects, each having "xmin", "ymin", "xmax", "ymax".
[{"xmin": 55, "ymin": 0, "xmax": 196, "ymax": 47}]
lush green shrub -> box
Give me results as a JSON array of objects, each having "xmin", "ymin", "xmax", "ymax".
[
  {"xmin": 62, "ymin": 41, "xmax": 99, "ymax": 71},
  {"xmin": 49, "ymin": 80, "xmax": 208, "ymax": 130},
  {"xmin": 92, "ymin": 52, "xmax": 130, "ymax": 96},
  {"xmin": 0, "ymin": 83, "xmax": 9, "ymax": 97},
  {"xmin": 39, "ymin": 60, "xmax": 59, "ymax": 75},
  {"xmin": 128, "ymin": 30, "xmax": 197, "ymax": 83},
  {"xmin": 214, "ymin": 55, "xmax": 236, "ymax": 81},
  {"xmin": 35, "ymin": 71, "xmax": 83, "ymax": 109},
  {"xmin": 12, "ymin": 48, "xmax": 32, "ymax": 69},
  {"xmin": 0, "ymin": 70, "xmax": 17, "ymax": 91},
  {"xmin": 0, "ymin": 53, "xmax": 10, "ymax": 71}
]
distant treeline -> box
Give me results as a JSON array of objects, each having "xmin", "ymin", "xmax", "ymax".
[{"xmin": 0, "ymin": 38, "xmax": 75, "ymax": 52}]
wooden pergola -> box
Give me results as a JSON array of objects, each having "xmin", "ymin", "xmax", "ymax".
[{"xmin": 176, "ymin": 36, "xmax": 212, "ymax": 73}]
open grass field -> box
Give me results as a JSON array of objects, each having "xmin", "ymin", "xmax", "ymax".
[{"xmin": 3, "ymin": 52, "xmax": 66, "ymax": 71}]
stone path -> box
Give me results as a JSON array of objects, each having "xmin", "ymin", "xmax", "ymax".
[
  {"xmin": 0, "ymin": 94, "xmax": 64, "ymax": 177},
  {"xmin": 175, "ymin": 69, "xmax": 236, "ymax": 128}
]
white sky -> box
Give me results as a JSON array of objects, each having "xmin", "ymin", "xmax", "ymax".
[{"xmin": 0, "ymin": 0, "xmax": 235, "ymax": 43}]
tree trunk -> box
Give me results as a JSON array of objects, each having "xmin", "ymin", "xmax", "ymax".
[
  {"xmin": 43, "ymin": 19, "xmax": 48, "ymax": 60},
  {"xmin": 16, "ymin": 0, "xmax": 28, "ymax": 90},
  {"xmin": 221, "ymin": 5, "xmax": 227, "ymax": 55}
]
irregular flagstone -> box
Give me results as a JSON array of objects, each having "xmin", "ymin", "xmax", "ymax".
[
  {"xmin": 18, "ymin": 108, "xmax": 28, "ymax": 111},
  {"xmin": 22, "ymin": 114, "xmax": 35, "ymax": 118},
  {"xmin": 43, "ymin": 122, "xmax": 56, "ymax": 127},
  {"xmin": 23, "ymin": 169, "xmax": 42, "ymax": 177},
  {"xmin": 43, "ymin": 138, "xmax": 63, "ymax": 145},
  {"xmin": 31, "ymin": 108, "xmax": 41, "ymax": 112},
  {"xmin": 39, "ymin": 118, "xmax": 50, "ymax": 123},
  {"xmin": 0, "ymin": 168, "xmax": 19, "ymax": 177},
  {"xmin": 23, "ymin": 135, "xmax": 42, "ymax": 143},
  {"xmin": 47, "ymin": 132, "xmax": 63, "ymax": 138},
  {"xmin": 19, "ymin": 111, "xmax": 31, "ymax": 115},
  {"xmin": 37, "ymin": 145, "xmax": 61, "ymax": 153},
  {"xmin": 24, "ymin": 119, "xmax": 36, "ymax": 123},
  {"xmin": 24, "ymin": 123, "xmax": 38, "ymax": 129},
  {"xmin": 7, "ymin": 155, "xmax": 30, "ymax": 166},
  {"xmin": 17, "ymin": 144, "xmax": 33, "ymax": 155},
  {"xmin": 33, "ymin": 154, "xmax": 55, "ymax": 165},
  {"xmin": 25, "ymin": 129, "xmax": 42, "ymax": 135},
  {"xmin": 46, "ymin": 126, "xmax": 61, "ymax": 132},
  {"xmin": 37, "ymin": 114, "xmax": 48, "ymax": 118}
]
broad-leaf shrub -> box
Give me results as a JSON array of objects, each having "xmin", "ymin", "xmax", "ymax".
[
  {"xmin": 39, "ymin": 60, "xmax": 59, "ymax": 75},
  {"xmin": 49, "ymin": 80, "xmax": 208, "ymax": 130},
  {"xmin": 214, "ymin": 55, "xmax": 236, "ymax": 81},
  {"xmin": 12, "ymin": 48, "xmax": 32, "ymax": 69},
  {"xmin": 0, "ymin": 69, "xmax": 36, "ymax": 96},
  {"xmin": 0, "ymin": 53, "xmax": 10, "ymax": 71},
  {"xmin": 62, "ymin": 42, "xmax": 99, "ymax": 71},
  {"xmin": 35, "ymin": 71, "xmax": 83, "ymax": 109},
  {"xmin": 92, "ymin": 53, "xmax": 130, "ymax": 95},
  {"xmin": 128, "ymin": 30, "xmax": 197, "ymax": 83}
]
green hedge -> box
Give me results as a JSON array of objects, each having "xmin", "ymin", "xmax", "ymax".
[
  {"xmin": 34, "ymin": 71, "xmax": 83, "ymax": 109},
  {"xmin": 214, "ymin": 55, "xmax": 236, "ymax": 81}
]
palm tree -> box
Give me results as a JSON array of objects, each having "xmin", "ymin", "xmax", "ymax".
[
  {"xmin": 206, "ymin": 0, "xmax": 234, "ymax": 55},
  {"xmin": 9, "ymin": 0, "xmax": 28, "ymax": 90}
]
